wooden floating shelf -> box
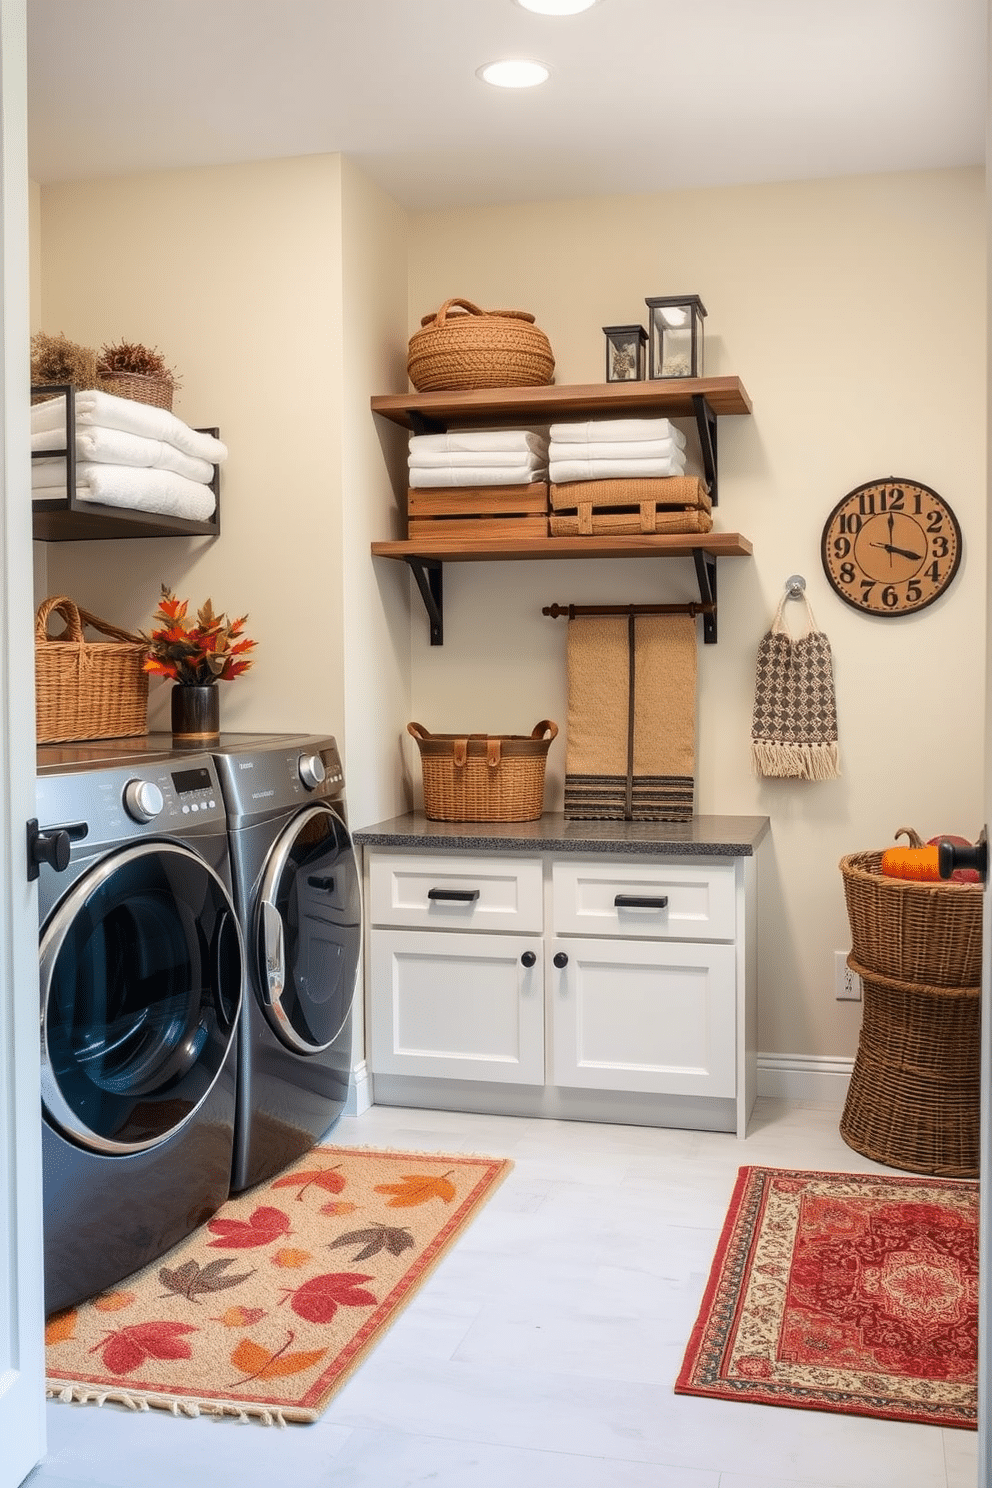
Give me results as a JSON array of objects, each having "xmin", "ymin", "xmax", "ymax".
[
  {"xmin": 370, "ymin": 375, "xmax": 752, "ymax": 429},
  {"xmin": 370, "ymin": 533, "xmax": 753, "ymax": 562}
]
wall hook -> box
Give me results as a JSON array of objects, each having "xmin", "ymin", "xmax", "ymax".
[{"xmin": 785, "ymin": 574, "xmax": 806, "ymax": 600}]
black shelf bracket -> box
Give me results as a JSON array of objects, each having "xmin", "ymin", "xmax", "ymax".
[
  {"xmin": 408, "ymin": 410, "xmax": 447, "ymax": 436},
  {"xmin": 406, "ymin": 557, "xmax": 443, "ymax": 644},
  {"xmin": 691, "ymin": 394, "xmax": 718, "ymax": 504},
  {"xmin": 692, "ymin": 549, "xmax": 718, "ymax": 643}
]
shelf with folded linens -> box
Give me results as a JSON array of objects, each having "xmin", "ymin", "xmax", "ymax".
[
  {"xmin": 31, "ymin": 384, "xmax": 223, "ymax": 542},
  {"xmin": 370, "ymin": 376, "xmax": 754, "ymax": 646}
]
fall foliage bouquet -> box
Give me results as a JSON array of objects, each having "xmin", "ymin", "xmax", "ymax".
[{"xmin": 143, "ymin": 585, "xmax": 257, "ymax": 686}]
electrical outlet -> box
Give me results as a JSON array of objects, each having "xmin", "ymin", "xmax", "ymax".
[{"xmin": 835, "ymin": 951, "xmax": 862, "ymax": 1001}]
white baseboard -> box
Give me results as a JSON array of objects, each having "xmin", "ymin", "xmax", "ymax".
[
  {"xmin": 345, "ymin": 1060, "xmax": 373, "ymax": 1117},
  {"xmin": 757, "ymin": 1053, "xmax": 854, "ymax": 1105}
]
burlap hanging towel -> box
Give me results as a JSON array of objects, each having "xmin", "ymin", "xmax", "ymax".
[
  {"xmin": 564, "ymin": 612, "xmax": 697, "ymax": 820},
  {"xmin": 751, "ymin": 590, "xmax": 840, "ymax": 780}
]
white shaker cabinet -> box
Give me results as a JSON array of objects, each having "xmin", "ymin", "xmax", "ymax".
[{"xmin": 357, "ymin": 816, "xmax": 767, "ymax": 1138}]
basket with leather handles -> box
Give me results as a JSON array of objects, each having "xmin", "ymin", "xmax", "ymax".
[
  {"xmin": 408, "ymin": 720, "xmax": 558, "ymax": 821},
  {"xmin": 407, "ymin": 298, "xmax": 555, "ymax": 392},
  {"xmin": 35, "ymin": 595, "xmax": 149, "ymax": 743}
]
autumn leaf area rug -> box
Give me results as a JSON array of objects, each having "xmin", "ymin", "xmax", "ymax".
[
  {"xmin": 45, "ymin": 1146, "xmax": 511, "ymax": 1425},
  {"xmin": 676, "ymin": 1165, "xmax": 978, "ymax": 1430}
]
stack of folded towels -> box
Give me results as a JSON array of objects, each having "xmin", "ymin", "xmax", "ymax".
[
  {"xmin": 408, "ymin": 428, "xmax": 548, "ymax": 488},
  {"xmin": 548, "ymin": 417, "xmax": 686, "ymax": 484},
  {"xmin": 31, "ymin": 388, "xmax": 228, "ymax": 520}
]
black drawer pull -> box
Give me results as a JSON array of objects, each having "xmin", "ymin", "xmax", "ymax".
[
  {"xmin": 614, "ymin": 894, "xmax": 669, "ymax": 909},
  {"xmin": 428, "ymin": 887, "xmax": 480, "ymax": 903}
]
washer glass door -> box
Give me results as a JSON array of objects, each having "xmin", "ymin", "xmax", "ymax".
[
  {"xmin": 40, "ymin": 842, "xmax": 242, "ymax": 1154},
  {"xmin": 255, "ymin": 805, "xmax": 361, "ymax": 1053}
]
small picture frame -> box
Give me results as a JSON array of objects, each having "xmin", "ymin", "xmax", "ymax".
[{"xmin": 603, "ymin": 324, "xmax": 647, "ymax": 382}]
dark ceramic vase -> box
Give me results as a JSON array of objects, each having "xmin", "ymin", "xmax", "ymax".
[{"xmin": 171, "ymin": 684, "xmax": 220, "ymax": 747}]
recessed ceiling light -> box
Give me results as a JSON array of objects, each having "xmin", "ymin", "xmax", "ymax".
[
  {"xmin": 477, "ymin": 58, "xmax": 550, "ymax": 88},
  {"xmin": 514, "ymin": 0, "xmax": 599, "ymax": 13}
]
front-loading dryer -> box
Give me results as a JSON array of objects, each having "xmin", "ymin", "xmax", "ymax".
[
  {"xmin": 207, "ymin": 733, "xmax": 361, "ymax": 1193},
  {"xmin": 35, "ymin": 746, "xmax": 243, "ymax": 1315}
]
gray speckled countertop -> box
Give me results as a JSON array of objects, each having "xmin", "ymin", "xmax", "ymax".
[{"xmin": 352, "ymin": 812, "xmax": 770, "ymax": 857}]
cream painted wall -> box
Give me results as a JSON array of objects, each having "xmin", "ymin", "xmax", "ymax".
[
  {"xmin": 405, "ymin": 168, "xmax": 987, "ymax": 1060},
  {"xmin": 37, "ymin": 156, "xmax": 349, "ymax": 741}
]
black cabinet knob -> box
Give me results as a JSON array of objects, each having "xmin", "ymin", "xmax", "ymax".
[
  {"xmin": 938, "ymin": 830, "xmax": 988, "ymax": 884},
  {"xmin": 553, "ymin": 951, "xmax": 568, "ymax": 969},
  {"xmin": 520, "ymin": 950, "xmax": 537, "ymax": 968}
]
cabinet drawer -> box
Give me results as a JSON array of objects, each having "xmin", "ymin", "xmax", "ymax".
[
  {"xmin": 552, "ymin": 859, "xmax": 736, "ymax": 941},
  {"xmin": 369, "ymin": 852, "xmax": 543, "ymax": 932}
]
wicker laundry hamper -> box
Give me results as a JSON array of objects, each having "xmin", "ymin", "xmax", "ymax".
[
  {"xmin": 35, "ymin": 595, "xmax": 149, "ymax": 743},
  {"xmin": 840, "ymin": 960, "xmax": 980, "ymax": 1178},
  {"xmin": 838, "ymin": 847, "xmax": 983, "ymax": 1176},
  {"xmin": 407, "ymin": 298, "xmax": 555, "ymax": 392},
  {"xmin": 408, "ymin": 720, "xmax": 558, "ymax": 822}
]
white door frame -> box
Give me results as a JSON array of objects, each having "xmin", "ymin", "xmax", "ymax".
[{"xmin": 0, "ymin": 0, "xmax": 46, "ymax": 1482}]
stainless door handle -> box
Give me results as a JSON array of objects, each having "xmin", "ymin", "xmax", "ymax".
[{"xmin": 261, "ymin": 900, "xmax": 285, "ymax": 1005}]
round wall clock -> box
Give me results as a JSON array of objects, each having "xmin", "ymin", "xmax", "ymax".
[{"xmin": 820, "ymin": 477, "xmax": 962, "ymax": 616}]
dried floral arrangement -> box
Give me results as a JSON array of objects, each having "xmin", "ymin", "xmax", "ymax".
[
  {"xmin": 30, "ymin": 331, "xmax": 98, "ymax": 391},
  {"xmin": 97, "ymin": 339, "xmax": 182, "ymax": 393},
  {"xmin": 143, "ymin": 585, "xmax": 257, "ymax": 687}
]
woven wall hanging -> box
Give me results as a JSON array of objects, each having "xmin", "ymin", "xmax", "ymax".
[{"xmin": 751, "ymin": 589, "xmax": 840, "ymax": 780}]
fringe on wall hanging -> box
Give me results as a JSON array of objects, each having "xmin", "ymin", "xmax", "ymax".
[{"xmin": 750, "ymin": 587, "xmax": 840, "ymax": 781}]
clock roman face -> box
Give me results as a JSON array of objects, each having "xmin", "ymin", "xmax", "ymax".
[{"xmin": 820, "ymin": 478, "xmax": 962, "ymax": 616}]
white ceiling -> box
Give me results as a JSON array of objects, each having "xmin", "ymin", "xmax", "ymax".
[{"xmin": 26, "ymin": 0, "xmax": 987, "ymax": 211}]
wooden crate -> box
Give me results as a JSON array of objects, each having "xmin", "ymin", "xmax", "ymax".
[
  {"xmin": 549, "ymin": 475, "xmax": 711, "ymax": 537},
  {"xmin": 407, "ymin": 483, "xmax": 549, "ymax": 540}
]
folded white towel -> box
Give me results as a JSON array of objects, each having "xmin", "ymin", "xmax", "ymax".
[
  {"xmin": 549, "ymin": 455, "xmax": 687, "ymax": 483},
  {"xmin": 409, "ymin": 465, "xmax": 548, "ymax": 488},
  {"xmin": 32, "ymin": 463, "xmax": 216, "ymax": 521},
  {"xmin": 31, "ymin": 390, "xmax": 228, "ymax": 465},
  {"xmin": 409, "ymin": 429, "xmax": 548, "ymax": 456},
  {"xmin": 550, "ymin": 418, "xmax": 684, "ymax": 444},
  {"xmin": 31, "ymin": 424, "xmax": 214, "ymax": 484},
  {"xmin": 409, "ymin": 448, "xmax": 547, "ymax": 470},
  {"xmin": 548, "ymin": 437, "xmax": 685, "ymax": 463}
]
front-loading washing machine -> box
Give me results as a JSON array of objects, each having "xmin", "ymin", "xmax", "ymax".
[
  {"xmin": 205, "ymin": 733, "xmax": 361, "ymax": 1193},
  {"xmin": 35, "ymin": 745, "xmax": 243, "ymax": 1315}
]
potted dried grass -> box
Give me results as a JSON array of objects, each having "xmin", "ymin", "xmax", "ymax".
[{"xmin": 97, "ymin": 339, "xmax": 182, "ymax": 412}]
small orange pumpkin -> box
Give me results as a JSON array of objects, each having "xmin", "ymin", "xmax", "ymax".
[{"xmin": 880, "ymin": 826, "xmax": 943, "ymax": 882}]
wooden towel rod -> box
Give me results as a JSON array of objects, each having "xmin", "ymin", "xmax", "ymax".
[{"xmin": 542, "ymin": 601, "xmax": 715, "ymax": 619}]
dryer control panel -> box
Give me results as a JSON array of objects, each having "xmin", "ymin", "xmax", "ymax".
[
  {"xmin": 211, "ymin": 735, "xmax": 346, "ymax": 827},
  {"xmin": 36, "ymin": 754, "xmax": 227, "ymax": 853}
]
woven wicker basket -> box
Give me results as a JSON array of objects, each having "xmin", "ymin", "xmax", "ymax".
[
  {"xmin": 408, "ymin": 719, "xmax": 558, "ymax": 822},
  {"xmin": 840, "ymin": 959, "xmax": 980, "ymax": 1177},
  {"xmin": 36, "ymin": 595, "xmax": 149, "ymax": 743},
  {"xmin": 97, "ymin": 370, "xmax": 174, "ymax": 411},
  {"xmin": 407, "ymin": 298, "xmax": 555, "ymax": 392},
  {"xmin": 839, "ymin": 849, "xmax": 982, "ymax": 987}
]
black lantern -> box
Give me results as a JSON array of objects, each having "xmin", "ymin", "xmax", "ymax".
[
  {"xmin": 602, "ymin": 324, "xmax": 647, "ymax": 382},
  {"xmin": 645, "ymin": 295, "xmax": 707, "ymax": 379}
]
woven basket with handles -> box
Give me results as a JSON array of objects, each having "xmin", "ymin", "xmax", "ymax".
[
  {"xmin": 408, "ymin": 719, "xmax": 558, "ymax": 821},
  {"xmin": 35, "ymin": 595, "xmax": 149, "ymax": 743},
  {"xmin": 407, "ymin": 298, "xmax": 555, "ymax": 392}
]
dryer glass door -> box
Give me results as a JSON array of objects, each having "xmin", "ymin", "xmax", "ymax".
[
  {"xmin": 40, "ymin": 842, "xmax": 242, "ymax": 1154},
  {"xmin": 255, "ymin": 805, "xmax": 361, "ymax": 1053}
]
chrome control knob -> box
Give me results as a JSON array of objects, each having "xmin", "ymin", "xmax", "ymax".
[
  {"xmin": 298, "ymin": 752, "xmax": 326, "ymax": 791},
  {"xmin": 123, "ymin": 779, "xmax": 164, "ymax": 823}
]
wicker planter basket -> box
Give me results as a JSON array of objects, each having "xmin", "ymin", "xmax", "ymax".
[
  {"xmin": 408, "ymin": 719, "xmax": 558, "ymax": 822},
  {"xmin": 407, "ymin": 298, "xmax": 555, "ymax": 392},
  {"xmin": 840, "ymin": 959, "xmax": 980, "ymax": 1177},
  {"xmin": 97, "ymin": 370, "xmax": 174, "ymax": 411},
  {"xmin": 36, "ymin": 595, "xmax": 149, "ymax": 743},
  {"xmin": 839, "ymin": 848, "xmax": 982, "ymax": 987}
]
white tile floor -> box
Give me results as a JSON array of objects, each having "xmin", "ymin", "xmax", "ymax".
[{"xmin": 29, "ymin": 1099, "xmax": 979, "ymax": 1488}]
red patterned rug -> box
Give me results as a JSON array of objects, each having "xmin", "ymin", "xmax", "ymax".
[{"xmin": 676, "ymin": 1165, "xmax": 978, "ymax": 1429}]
